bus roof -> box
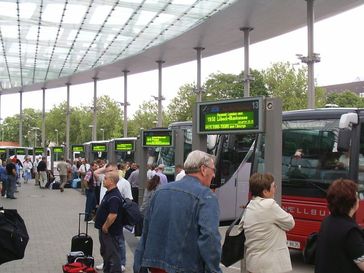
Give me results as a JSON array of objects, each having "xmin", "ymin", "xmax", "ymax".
[{"xmin": 283, "ymin": 108, "xmax": 360, "ymax": 121}]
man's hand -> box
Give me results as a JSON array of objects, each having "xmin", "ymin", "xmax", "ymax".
[{"xmin": 102, "ymin": 223, "xmax": 109, "ymax": 234}]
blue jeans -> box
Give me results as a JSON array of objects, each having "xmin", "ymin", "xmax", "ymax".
[
  {"xmin": 99, "ymin": 231, "xmax": 123, "ymax": 273},
  {"xmin": 85, "ymin": 189, "xmax": 96, "ymax": 220},
  {"xmin": 6, "ymin": 175, "xmax": 16, "ymax": 198},
  {"xmin": 119, "ymin": 235, "xmax": 126, "ymax": 266}
]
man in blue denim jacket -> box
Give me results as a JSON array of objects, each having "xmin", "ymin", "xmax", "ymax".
[{"xmin": 134, "ymin": 150, "xmax": 222, "ymax": 273}]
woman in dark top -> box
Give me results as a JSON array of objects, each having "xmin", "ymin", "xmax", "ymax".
[{"xmin": 315, "ymin": 179, "xmax": 364, "ymax": 273}]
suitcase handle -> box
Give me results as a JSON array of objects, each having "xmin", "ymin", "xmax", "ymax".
[{"xmin": 78, "ymin": 213, "xmax": 89, "ymax": 236}]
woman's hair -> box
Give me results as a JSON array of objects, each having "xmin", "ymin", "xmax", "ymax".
[
  {"xmin": 249, "ymin": 172, "xmax": 274, "ymax": 197},
  {"xmin": 327, "ymin": 179, "xmax": 358, "ymax": 216},
  {"xmin": 184, "ymin": 150, "xmax": 215, "ymax": 174},
  {"xmin": 147, "ymin": 175, "xmax": 160, "ymax": 191}
]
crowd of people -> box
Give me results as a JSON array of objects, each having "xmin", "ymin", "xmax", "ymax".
[{"xmin": 2, "ymin": 149, "xmax": 364, "ymax": 273}]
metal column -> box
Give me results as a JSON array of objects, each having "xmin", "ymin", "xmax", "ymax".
[
  {"xmin": 66, "ymin": 83, "xmax": 71, "ymax": 159},
  {"xmin": 19, "ymin": 91, "xmax": 23, "ymax": 146},
  {"xmin": 123, "ymin": 70, "xmax": 129, "ymax": 137},
  {"xmin": 307, "ymin": 0, "xmax": 316, "ymax": 109},
  {"xmin": 42, "ymin": 88, "xmax": 46, "ymax": 152},
  {"xmin": 92, "ymin": 78, "xmax": 97, "ymax": 141},
  {"xmin": 297, "ymin": 0, "xmax": 320, "ymax": 109},
  {"xmin": 264, "ymin": 98, "xmax": 282, "ymax": 205},
  {"xmin": 241, "ymin": 27, "xmax": 253, "ymax": 97},
  {"xmin": 192, "ymin": 47, "xmax": 207, "ymax": 151},
  {"xmin": 156, "ymin": 60, "xmax": 165, "ymax": 127},
  {"xmin": 135, "ymin": 135, "xmax": 148, "ymax": 204}
]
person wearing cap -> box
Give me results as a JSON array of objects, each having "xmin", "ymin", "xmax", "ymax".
[{"xmin": 155, "ymin": 164, "xmax": 168, "ymax": 185}]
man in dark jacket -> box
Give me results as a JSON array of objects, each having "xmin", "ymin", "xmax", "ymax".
[
  {"xmin": 5, "ymin": 159, "xmax": 17, "ymax": 199},
  {"xmin": 37, "ymin": 157, "xmax": 47, "ymax": 188}
]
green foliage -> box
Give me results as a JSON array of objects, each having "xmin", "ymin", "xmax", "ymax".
[
  {"xmin": 262, "ymin": 62, "xmax": 310, "ymax": 110},
  {"xmin": 128, "ymin": 101, "xmax": 169, "ymax": 136},
  {"xmin": 167, "ymin": 84, "xmax": 196, "ymax": 122},
  {"xmin": 326, "ymin": 91, "xmax": 364, "ymax": 107}
]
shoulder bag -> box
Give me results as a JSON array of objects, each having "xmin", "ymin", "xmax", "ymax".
[{"xmin": 221, "ymin": 206, "xmax": 247, "ymax": 267}]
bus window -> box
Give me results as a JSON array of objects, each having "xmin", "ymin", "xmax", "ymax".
[
  {"xmin": 358, "ymin": 124, "xmax": 364, "ymax": 192},
  {"xmin": 215, "ymin": 134, "xmax": 254, "ymax": 187},
  {"xmin": 255, "ymin": 118, "xmax": 350, "ymax": 198}
]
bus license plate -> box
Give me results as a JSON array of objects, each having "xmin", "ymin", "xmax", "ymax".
[{"xmin": 287, "ymin": 240, "xmax": 300, "ymax": 249}]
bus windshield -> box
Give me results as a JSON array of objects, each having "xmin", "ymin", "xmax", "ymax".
[{"xmin": 256, "ymin": 118, "xmax": 352, "ymax": 198}]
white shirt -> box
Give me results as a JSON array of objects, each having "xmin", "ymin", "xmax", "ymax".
[
  {"xmin": 175, "ymin": 170, "xmax": 186, "ymax": 181},
  {"xmin": 99, "ymin": 176, "xmax": 133, "ymax": 202}
]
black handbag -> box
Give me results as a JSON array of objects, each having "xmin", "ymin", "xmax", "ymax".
[
  {"xmin": 221, "ymin": 209, "xmax": 246, "ymax": 267},
  {"xmin": 0, "ymin": 207, "xmax": 29, "ymax": 265}
]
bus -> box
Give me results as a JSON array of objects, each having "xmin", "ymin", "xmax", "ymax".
[
  {"xmin": 156, "ymin": 121, "xmax": 255, "ymax": 221},
  {"xmin": 158, "ymin": 108, "xmax": 364, "ymax": 258},
  {"xmin": 253, "ymin": 108, "xmax": 364, "ymax": 254}
]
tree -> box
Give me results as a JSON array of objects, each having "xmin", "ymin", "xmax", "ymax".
[
  {"xmin": 263, "ymin": 62, "xmax": 310, "ymax": 110},
  {"xmin": 326, "ymin": 91, "xmax": 364, "ymax": 107},
  {"xmin": 167, "ymin": 84, "xmax": 196, "ymax": 122},
  {"xmin": 128, "ymin": 101, "xmax": 170, "ymax": 136},
  {"xmin": 166, "ymin": 70, "xmax": 268, "ymax": 123}
]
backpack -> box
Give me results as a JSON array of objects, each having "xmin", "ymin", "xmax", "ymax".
[{"xmin": 120, "ymin": 197, "xmax": 143, "ymax": 226}]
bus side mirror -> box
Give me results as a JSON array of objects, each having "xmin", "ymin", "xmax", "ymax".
[{"xmin": 337, "ymin": 128, "xmax": 351, "ymax": 152}]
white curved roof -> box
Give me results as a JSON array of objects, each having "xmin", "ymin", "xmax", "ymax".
[{"xmin": 0, "ymin": 0, "xmax": 361, "ymax": 95}]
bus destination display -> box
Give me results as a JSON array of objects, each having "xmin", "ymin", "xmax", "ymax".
[
  {"xmin": 16, "ymin": 148, "xmax": 26, "ymax": 155},
  {"xmin": 53, "ymin": 147, "xmax": 64, "ymax": 153},
  {"xmin": 92, "ymin": 143, "xmax": 107, "ymax": 152},
  {"xmin": 35, "ymin": 147, "xmax": 44, "ymax": 154},
  {"xmin": 72, "ymin": 145, "xmax": 84, "ymax": 152},
  {"xmin": 115, "ymin": 141, "xmax": 134, "ymax": 151},
  {"xmin": 197, "ymin": 97, "xmax": 263, "ymax": 134},
  {"xmin": 142, "ymin": 130, "xmax": 173, "ymax": 147}
]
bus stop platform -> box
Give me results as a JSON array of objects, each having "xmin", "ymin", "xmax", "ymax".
[
  {"xmin": 0, "ymin": 181, "xmax": 140, "ymax": 273},
  {"xmin": 0, "ymin": 180, "xmax": 310, "ymax": 273}
]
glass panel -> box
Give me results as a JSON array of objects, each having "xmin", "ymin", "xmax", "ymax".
[{"xmin": 0, "ymin": 0, "xmax": 239, "ymax": 90}]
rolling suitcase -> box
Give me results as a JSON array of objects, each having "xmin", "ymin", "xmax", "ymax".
[{"xmin": 71, "ymin": 213, "xmax": 93, "ymax": 256}]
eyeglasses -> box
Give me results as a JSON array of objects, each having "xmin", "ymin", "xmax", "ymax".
[{"xmin": 203, "ymin": 164, "xmax": 216, "ymax": 173}]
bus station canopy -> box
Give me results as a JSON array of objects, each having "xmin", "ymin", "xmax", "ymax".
[{"xmin": 0, "ymin": 0, "xmax": 361, "ymax": 95}]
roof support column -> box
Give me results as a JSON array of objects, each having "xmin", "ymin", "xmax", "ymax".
[
  {"xmin": 307, "ymin": 0, "xmax": 317, "ymax": 109},
  {"xmin": 66, "ymin": 83, "xmax": 71, "ymax": 159},
  {"xmin": 156, "ymin": 60, "xmax": 165, "ymax": 127},
  {"xmin": 297, "ymin": 0, "xmax": 320, "ymax": 108},
  {"xmin": 92, "ymin": 78, "xmax": 97, "ymax": 141},
  {"xmin": 123, "ymin": 70, "xmax": 129, "ymax": 137},
  {"xmin": 19, "ymin": 91, "xmax": 23, "ymax": 146},
  {"xmin": 42, "ymin": 88, "xmax": 46, "ymax": 150},
  {"xmin": 192, "ymin": 47, "xmax": 206, "ymax": 152},
  {"xmin": 241, "ymin": 27, "xmax": 253, "ymax": 97}
]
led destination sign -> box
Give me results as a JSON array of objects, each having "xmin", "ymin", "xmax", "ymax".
[
  {"xmin": 142, "ymin": 130, "xmax": 173, "ymax": 147},
  {"xmin": 115, "ymin": 141, "xmax": 134, "ymax": 151},
  {"xmin": 35, "ymin": 147, "xmax": 44, "ymax": 154},
  {"xmin": 53, "ymin": 147, "xmax": 64, "ymax": 153},
  {"xmin": 16, "ymin": 149, "xmax": 26, "ymax": 155},
  {"xmin": 92, "ymin": 143, "xmax": 107, "ymax": 152},
  {"xmin": 72, "ymin": 145, "xmax": 84, "ymax": 152},
  {"xmin": 197, "ymin": 97, "xmax": 263, "ymax": 134},
  {"xmin": 0, "ymin": 149, "xmax": 6, "ymax": 153}
]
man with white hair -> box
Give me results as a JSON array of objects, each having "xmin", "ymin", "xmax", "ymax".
[{"xmin": 134, "ymin": 150, "xmax": 222, "ymax": 273}]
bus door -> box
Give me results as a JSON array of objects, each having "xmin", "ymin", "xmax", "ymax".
[{"xmin": 214, "ymin": 134, "xmax": 254, "ymax": 221}]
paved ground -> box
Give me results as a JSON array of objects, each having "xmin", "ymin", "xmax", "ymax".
[{"xmin": 0, "ymin": 179, "xmax": 314, "ymax": 273}]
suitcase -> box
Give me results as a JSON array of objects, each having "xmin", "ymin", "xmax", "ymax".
[{"xmin": 71, "ymin": 213, "xmax": 93, "ymax": 256}]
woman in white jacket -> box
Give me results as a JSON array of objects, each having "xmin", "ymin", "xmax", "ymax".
[{"xmin": 239, "ymin": 173, "xmax": 295, "ymax": 273}]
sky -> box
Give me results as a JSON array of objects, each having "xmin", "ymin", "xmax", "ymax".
[{"xmin": 1, "ymin": 4, "xmax": 364, "ymax": 120}]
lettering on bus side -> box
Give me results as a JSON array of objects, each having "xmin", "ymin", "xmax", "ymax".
[{"xmin": 282, "ymin": 205, "xmax": 328, "ymax": 219}]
